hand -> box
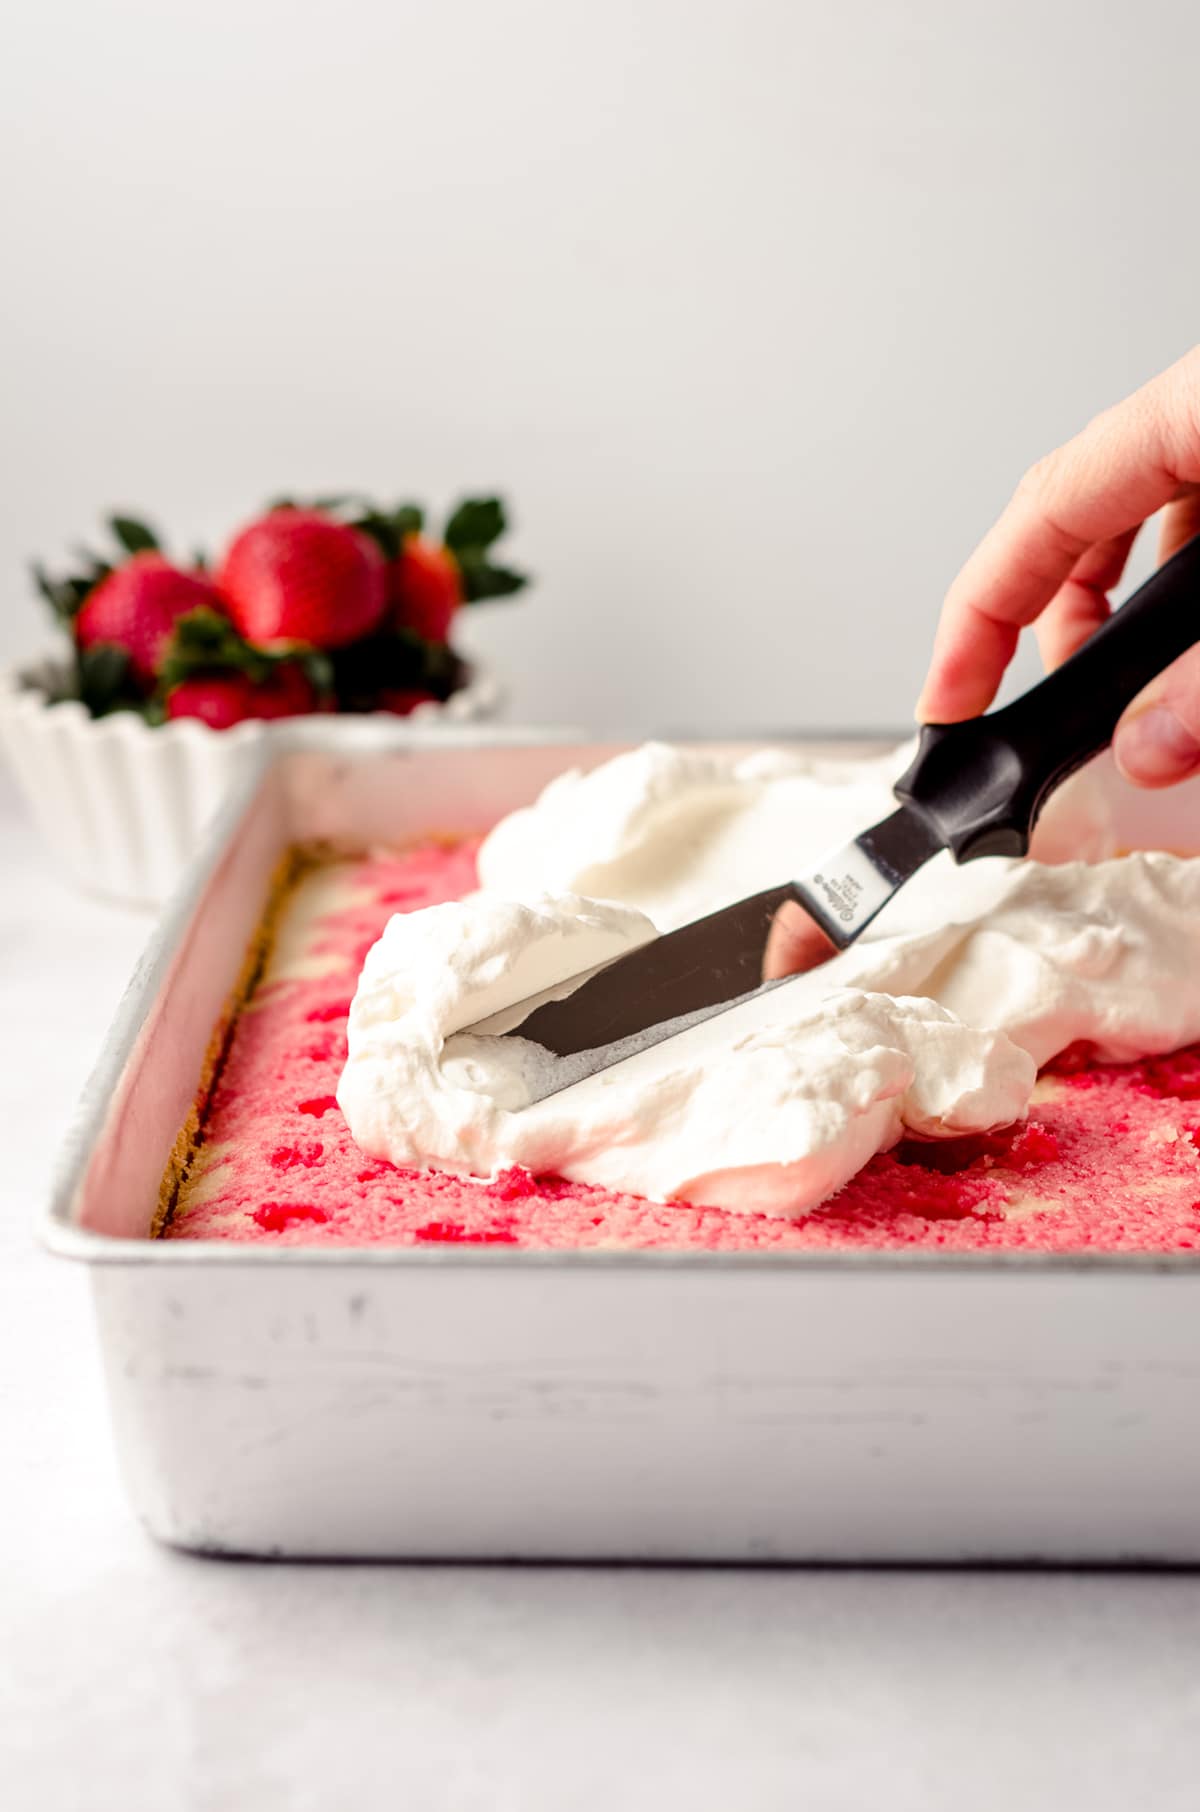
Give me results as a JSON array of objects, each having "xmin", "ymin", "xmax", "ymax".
[{"xmin": 917, "ymin": 347, "xmax": 1200, "ymax": 787}]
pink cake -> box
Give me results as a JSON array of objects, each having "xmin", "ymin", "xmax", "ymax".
[{"xmin": 166, "ymin": 838, "xmax": 1200, "ymax": 1252}]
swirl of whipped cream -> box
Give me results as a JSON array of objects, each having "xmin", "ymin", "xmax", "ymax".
[
  {"xmin": 338, "ymin": 888, "xmax": 1034, "ymax": 1215},
  {"xmin": 338, "ymin": 742, "xmax": 1200, "ymax": 1218}
]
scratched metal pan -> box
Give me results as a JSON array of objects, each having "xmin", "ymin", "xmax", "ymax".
[{"xmin": 38, "ymin": 722, "xmax": 1200, "ymax": 1562}]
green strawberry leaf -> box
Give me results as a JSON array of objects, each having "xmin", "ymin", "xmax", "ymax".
[
  {"xmin": 444, "ymin": 496, "xmax": 505, "ymax": 556},
  {"xmin": 64, "ymin": 575, "xmax": 99, "ymax": 610},
  {"xmin": 344, "ymin": 502, "xmax": 426, "ymax": 562},
  {"xmin": 298, "ymin": 648, "xmax": 335, "ymax": 696},
  {"xmin": 72, "ymin": 547, "xmax": 113, "ymax": 580},
  {"xmin": 31, "ymin": 562, "xmax": 107, "ymax": 625},
  {"xmin": 455, "ymin": 553, "xmax": 528, "ymax": 603},
  {"xmin": 158, "ymin": 607, "xmax": 274, "ymax": 691},
  {"xmin": 441, "ymin": 497, "xmax": 526, "ymax": 601},
  {"xmin": 31, "ymin": 562, "xmax": 59, "ymax": 608},
  {"xmin": 31, "ymin": 563, "xmax": 78, "ymax": 626},
  {"xmin": 108, "ymin": 515, "xmax": 160, "ymax": 555},
  {"xmin": 352, "ymin": 511, "xmax": 404, "ymax": 563},
  {"xmin": 78, "ymin": 643, "xmax": 139, "ymax": 717}
]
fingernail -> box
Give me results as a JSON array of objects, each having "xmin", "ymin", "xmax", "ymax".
[{"xmin": 1114, "ymin": 706, "xmax": 1200, "ymax": 785}]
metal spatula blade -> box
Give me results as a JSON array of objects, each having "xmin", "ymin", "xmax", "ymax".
[
  {"xmin": 488, "ymin": 807, "xmax": 941, "ymax": 1104},
  {"xmin": 463, "ymin": 531, "xmax": 1200, "ymax": 1107}
]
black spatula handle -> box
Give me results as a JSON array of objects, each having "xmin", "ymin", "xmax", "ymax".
[{"xmin": 893, "ymin": 531, "xmax": 1200, "ymax": 862}]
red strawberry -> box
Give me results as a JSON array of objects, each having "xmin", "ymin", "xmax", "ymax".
[
  {"xmin": 389, "ymin": 536, "xmax": 462, "ymax": 644},
  {"xmin": 377, "ymin": 687, "xmax": 439, "ymax": 716},
  {"xmin": 165, "ymin": 664, "xmax": 317, "ymax": 729},
  {"xmin": 75, "ymin": 554, "xmax": 225, "ymax": 688},
  {"xmin": 218, "ymin": 509, "xmax": 387, "ymax": 650}
]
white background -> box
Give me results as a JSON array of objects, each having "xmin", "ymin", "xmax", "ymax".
[
  {"xmin": 6, "ymin": 6, "xmax": 1200, "ymax": 1807},
  {"xmin": 3, "ymin": 0, "xmax": 1198, "ymax": 732}
]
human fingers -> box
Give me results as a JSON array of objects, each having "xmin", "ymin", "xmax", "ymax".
[
  {"xmin": 1113, "ymin": 637, "xmax": 1200, "ymax": 789},
  {"xmin": 917, "ymin": 349, "xmax": 1200, "ymax": 723},
  {"xmin": 1033, "ymin": 527, "xmax": 1140, "ymax": 673},
  {"xmin": 1158, "ymin": 487, "xmax": 1200, "ymax": 563}
]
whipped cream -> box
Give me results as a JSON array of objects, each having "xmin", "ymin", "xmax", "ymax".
[{"xmin": 338, "ymin": 743, "xmax": 1200, "ymax": 1218}]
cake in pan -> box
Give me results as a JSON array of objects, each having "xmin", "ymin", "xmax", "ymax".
[{"xmin": 163, "ymin": 741, "xmax": 1200, "ymax": 1252}]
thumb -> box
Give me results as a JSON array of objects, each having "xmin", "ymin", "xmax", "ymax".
[{"xmin": 1113, "ymin": 646, "xmax": 1200, "ymax": 788}]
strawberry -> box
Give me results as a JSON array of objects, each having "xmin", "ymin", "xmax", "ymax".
[
  {"xmin": 74, "ymin": 553, "xmax": 225, "ymax": 689},
  {"xmin": 217, "ymin": 508, "xmax": 386, "ymax": 650},
  {"xmin": 388, "ymin": 536, "xmax": 463, "ymax": 644},
  {"xmin": 165, "ymin": 664, "xmax": 317, "ymax": 729},
  {"xmin": 284, "ymin": 495, "xmax": 528, "ymax": 639},
  {"xmin": 158, "ymin": 607, "xmax": 331, "ymax": 729}
]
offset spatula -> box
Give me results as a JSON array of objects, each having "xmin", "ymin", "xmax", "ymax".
[{"xmin": 480, "ymin": 533, "xmax": 1200, "ymax": 1104}]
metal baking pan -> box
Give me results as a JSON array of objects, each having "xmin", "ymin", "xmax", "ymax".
[{"xmin": 41, "ymin": 724, "xmax": 1200, "ymax": 1562}]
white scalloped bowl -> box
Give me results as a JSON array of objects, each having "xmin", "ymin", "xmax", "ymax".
[{"xmin": 0, "ymin": 655, "xmax": 503, "ymax": 907}]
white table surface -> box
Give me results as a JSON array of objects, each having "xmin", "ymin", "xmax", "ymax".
[{"xmin": 4, "ymin": 772, "xmax": 1200, "ymax": 1812}]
